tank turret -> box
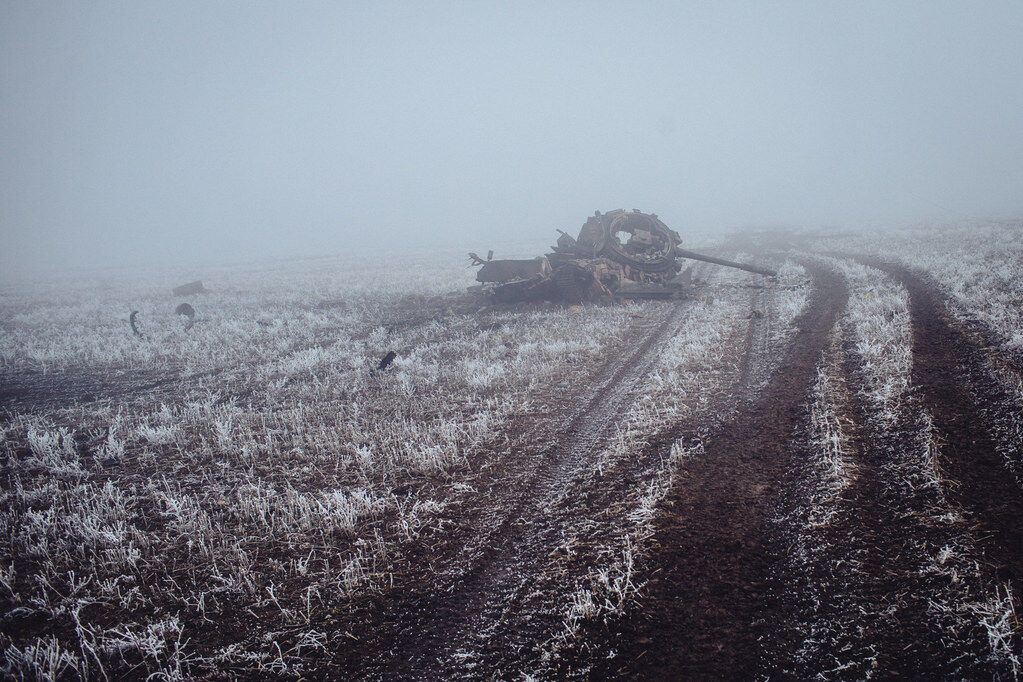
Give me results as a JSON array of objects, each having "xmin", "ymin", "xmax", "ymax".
[{"xmin": 472, "ymin": 209, "xmax": 776, "ymax": 303}]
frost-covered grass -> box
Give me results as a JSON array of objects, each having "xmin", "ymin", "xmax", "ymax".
[
  {"xmin": 813, "ymin": 224, "xmax": 1023, "ymax": 489},
  {"xmin": 773, "ymin": 261, "xmax": 810, "ymax": 347},
  {"xmin": 839, "ymin": 261, "xmax": 1018, "ymax": 671},
  {"xmin": 777, "ymin": 334, "xmax": 865, "ymax": 674},
  {"xmin": 898, "ymin": 222, "xmax": 1023, "ymax": 356},
  {"xmin": 829, "ymin": 257, "xmax": 912, "ymax": 419},
  {"xmin": 0, "ymin": 250, "xmax": 639, "ymax": 679},
  {"xmin": 815, "ymin": 220, "xmax": 1023, "ymax": 358},
  {"xmin": 803, "ymin": 348, "xmax": 858, "ymax": 526},
  {"xmin": 0, "ymin": 248, "xmax": 478, "ymax": 373}
]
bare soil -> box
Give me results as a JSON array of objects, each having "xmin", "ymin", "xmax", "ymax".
[
  {"xmin": 575, "ymin": 260, "xmax": 848, "ymax": 679},
  {"xmin": 870, "ymin": 260, "xmax": 1023, "ymax": 605},
  {"xmin": 330, "ymin": 299, "xmax": 705, "ymax": 677}
]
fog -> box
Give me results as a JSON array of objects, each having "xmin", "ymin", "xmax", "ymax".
[{"xmin": 3, "ymin": 1, "xmax": 1022, "ymax": 277}]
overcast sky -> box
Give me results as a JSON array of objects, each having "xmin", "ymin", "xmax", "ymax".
[{"xmin": 2, "ymin": 1, "xmax": 1022, "ymax": 275}]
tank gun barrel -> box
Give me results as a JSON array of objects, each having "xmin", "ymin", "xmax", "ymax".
[{"xmin": 675, "ymin": 248, "xmax": 777, "ymax": 277}]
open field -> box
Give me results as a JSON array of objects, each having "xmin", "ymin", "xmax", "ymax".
[{"xmin": 3, "ymin": 223, "xmax": 1023, "ymax": 680}]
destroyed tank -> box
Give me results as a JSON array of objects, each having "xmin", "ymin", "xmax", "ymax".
[{"xmin": 470, "ymin": 209, "xmax": 776, "ymax": 304}]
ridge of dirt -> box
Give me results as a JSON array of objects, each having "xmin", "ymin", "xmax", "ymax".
[
  {"xmin": 329, "ymin": 299, "xmax": 700, "ymax": 678},
  {"xmin": 579, "ymin": 260, "xmax": 848, "ymax": 679},
  {"xmin": 863, "ymin": 260, "xmax": 1023, "ymax": 594}
]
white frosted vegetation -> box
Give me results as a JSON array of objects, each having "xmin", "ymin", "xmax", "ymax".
[
  {"xmin": 815, "ymin": 221, "xmax": 1023, "ymax": 358},
  {"xmin": 0, "ymin": 255, "xmax": 636, "ymax": 678},
  {"xmin": 829, "ymin": 258, "xmax": 912, "ymax": 417},
  {"xmin": 773, "ymin": 261, "xmax": 810, "ymax": 347},
  {"xmin": 813, "ymin": 224, "xmax": 1023, "ymax": 487},
  {"xmin": 0, "ymin": 249, "xmax": 478, "ymax": 373},
  {"xmin": 790, "ymin": 256, "xmax": 1021, "ymax": 675}
]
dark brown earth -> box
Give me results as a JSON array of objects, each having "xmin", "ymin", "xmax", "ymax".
[
  {"xmin": 476, "ymin": 270, "xmax": 768, "ymax": 676},
  {"xmin": 867, "ymin": 260, "xmax": 1023, "ymax": 606},
  {"xmin": 767, "ymin": 329, "xmax": 994, "ymax": 679},
  {"xmin": 320, "ymin": 257, "xmax": 822, "ymax": 680},
  {"xmin": 577, "ymin": 260, "xmax": 848, "ymax": 679},
  {"xmin": 321, "ymin": 260, "xmax": 776, "ymax": 678},
  {"xmin": 563, "ymin": 253, "xmax": 1023, "ymax": 679}
]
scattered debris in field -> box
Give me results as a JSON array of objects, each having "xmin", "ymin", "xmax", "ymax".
[{"xmin": 469, "ymin": 209, "xmax": 777, "ymax": 305}]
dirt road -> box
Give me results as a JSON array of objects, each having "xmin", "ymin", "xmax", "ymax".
[
  {"xmin": 577, "ymin": 260, "xmax": 848, "ymax": 679},
  {"xmin": 335, "ymin": 291, "xmax": 718, "ymax": 677}
]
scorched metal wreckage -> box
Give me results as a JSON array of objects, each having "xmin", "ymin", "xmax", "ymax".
[{"xmin": 468, "ymin": 209, "xmax": 777, "ymax": 304}]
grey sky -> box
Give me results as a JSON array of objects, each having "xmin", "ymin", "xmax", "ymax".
[{"xmin": 3, "ymin": 1, "xmax": 1022, "ymax": 275}]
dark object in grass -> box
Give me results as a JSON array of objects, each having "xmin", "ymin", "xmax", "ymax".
[
  {"xmin": 377, "ymin": 351, "xmax": 397, "ymax": 372},
  {"xmin": 130, "ymin": 311, "xmax": 143, "ymax": 338}
]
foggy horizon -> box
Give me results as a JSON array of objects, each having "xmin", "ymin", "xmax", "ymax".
[{"xmin": 3, "ymin": 1, "xmax": 1023, "ymax": 277}]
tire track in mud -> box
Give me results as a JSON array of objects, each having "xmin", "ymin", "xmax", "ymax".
[
  {"xmin": 769, "ymin": 327, "xmax": 997, "ymax": 678},
  {"xmin": 863, "ymin": 260, "xmax": 1023, "ymax": 601},
  {"xmin": 482, "ymin": 283, "xmax": 765, "ymax": 676},
  {"xmin": 584, "ymin": 260, "xmax": 847, "ymax": 679},
  {"xmin": 334, "ymin": 297, "xmax": 704, "ymax": 678}
]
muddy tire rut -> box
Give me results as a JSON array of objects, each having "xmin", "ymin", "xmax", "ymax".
[
  {"xmin": 333, "ymin": 296, "xmax": 710, "ymax": 678},
  {"xmin": 756, "ymin": 253, "xmax": 1023, "ymax": 677},
  {"xmin": 864, "ymin": 261, "xmax": 1023, "ymax": 594},
  {"xmin": 578, "ymin": 260, "xmax": 848, "ymax": 679},
  {"xmin": 484, "ymin": 280, "xmax": 769, "ymax": 676},
  {"xmin": 769, "ymin": 324, "xmax": 998, "ymax": 677}
]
